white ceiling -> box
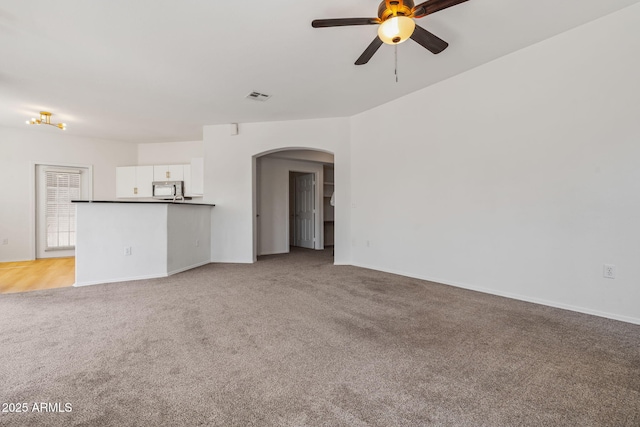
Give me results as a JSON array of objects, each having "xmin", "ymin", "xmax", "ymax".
[{"xmin": 1, "ymin": 0, "xmax": 638, "ymax": 143}]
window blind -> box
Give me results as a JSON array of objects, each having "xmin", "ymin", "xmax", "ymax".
[{"xmin": 45, "ymin": 170, "xmax": 81, "ymax": 250}]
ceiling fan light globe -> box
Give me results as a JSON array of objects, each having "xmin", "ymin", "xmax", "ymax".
[{"xmin": 378, "ymin": 16, "xmax": 415, "ymax": 45}]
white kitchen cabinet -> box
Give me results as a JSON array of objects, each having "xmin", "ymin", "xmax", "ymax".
[
  {"xmin": 116, "ymin": 167, "xmax": 136, "ymax": 198},
  {"xmin": 183, "ymin": 165, "xmax": 192, "ymax": 196},
  {"xmin": 116, "ymin": 166, "xmax": 153, "ymax": 198},
  {"xmin": 153, "ymin": 165, "xmax": 184, "ymax": 181},
  {"xmin": 187, "ymin": 158, "xmax": 204, "ymax": 196},
  {"xmin": 117, "ymin": 161, "xmax": 203, "ymax": 198}
]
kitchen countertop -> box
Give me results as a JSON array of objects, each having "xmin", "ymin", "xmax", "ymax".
[{"xmin": 72, "ymin": 200, "xmax": 215, "ymax": 206}]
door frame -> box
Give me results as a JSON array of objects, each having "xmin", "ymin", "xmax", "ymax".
[
  {"xmin": 291, "ymin": 171, "xmax": 317, "ymax": 250},
  {"xmin": 253, "ymin": 149, "xmax": 333, "ymax": 261},
  {"xmin": 29, "ymin": 161, "xmax": 93, "ymax": 260}
]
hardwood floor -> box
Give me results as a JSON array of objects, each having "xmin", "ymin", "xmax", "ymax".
[{"xmin": 0, "ymin": 257, "xmax": 75, "ymax": 294}]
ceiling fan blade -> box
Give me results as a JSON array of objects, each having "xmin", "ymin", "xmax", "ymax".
[
  {"xmin": 412, "ymin": 0, "xmax": 469, "ymax": 18},
  {"xmin": 312, "ymin": 18, "xmax": 379, "ymax": 28},
  {"xmin": 355, "ymin": 37, "xmax": 384, "ymax": 65},
  {"xmin": 410, "ymin": 25, "xmax": 448, "ymax": 54}
]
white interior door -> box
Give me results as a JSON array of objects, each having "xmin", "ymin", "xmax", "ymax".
[
  {"xmin": 36, "ymin": 165, "xmax": 90, "ymax": 259},
  {"xmin": 294, "ymin": 173, "xmax": 315, "ymax": 249}
]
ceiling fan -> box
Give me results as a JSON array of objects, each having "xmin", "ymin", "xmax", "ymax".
[{"xmin": 312, "ymin": 0, "xmax": 468, "ymax": 65}]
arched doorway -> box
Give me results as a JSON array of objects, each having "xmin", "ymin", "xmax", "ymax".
[{"xmin": 252, "ymin": 148, "xmax": 335, "ymax": 261}]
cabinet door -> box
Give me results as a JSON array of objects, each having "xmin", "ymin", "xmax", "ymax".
[
  {"xmin": 153, "ymin": 165, "xmax": 169, "ymax": 181},
  {"xmin": 136, "ymin": 166, "xmax": 154, "ymax": 198},
  {"xmin": 183, "ymin": 165, "xmax": 192, "ymax": 196},
  {"xmin": 153, "ymin": 165, "xmax": 184, "ymax": 181},
  {"xmin": 168, "ymin": 165, "xmax": 184, "ymax": 181},
  {"xmin": 116, "ymin": 166, "xmax": 137, "ymax": 198},
  {"xmin": 189, "ymin": 158, "xmax": 204, "ymax": 196}
]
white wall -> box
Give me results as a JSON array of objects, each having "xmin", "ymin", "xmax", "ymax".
[
  {"xmin": 75, "ymin": 203, "xmax": 168, "ymax": 285},
  {"xmin": 0, "ymin": 127, "xmax": 137, "ymax": 262},
  {"xmin": 258, "ymin": 157, "xmax": 325, "ymax": 255},
  {"xmin": 75, "ymin": 203, "xmax": 212, "ymax": 285},
  {"xmin": 137, "ymin": 140, "xmax": 203, "ymax": 165},
  {"xmin": 167, "ymin": 204, "xmax": 212, "ymax": 274},
  {"xmin": 203, "ymin": 118, "xmax": 350, "ymax": 264},
  {"xmin": 350, "ymin": 5, "xmax": 640, "ymax": 323}
]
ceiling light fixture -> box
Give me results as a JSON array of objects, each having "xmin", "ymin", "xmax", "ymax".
[
  {"xmin": 378, "ymin": 16, "xmax": 416, "ymax": 45},
  {"xmin": 26, "ymin": 111, "xmax": 67, "ymax": 130}
]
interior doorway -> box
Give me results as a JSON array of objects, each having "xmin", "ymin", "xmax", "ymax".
[{"xmin": 253, "ymin": 149, "xmax": 334, "ymax": 259}]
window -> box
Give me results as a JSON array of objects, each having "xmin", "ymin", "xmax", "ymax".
[{"xmin": 45, "ymin": 170, "xmax": 81, "ymax": 250}]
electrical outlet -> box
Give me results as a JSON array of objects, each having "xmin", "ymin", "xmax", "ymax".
[
  {"xmin": 366, "ymin": 240, "xmax": 371, "ymax": 247},
  {"xmin": 603, "ymin": 264, "xmax": 616, "ymax": 279},
  {"xmin": 195, "ymin": 239, "xmax": 200, "ymax": 247},
  {"xmin": 1, "ymin": 238, "xmax": 8, "ymax": 245},
  {"xmin": 124, "ymin": 246, "xmax": 132, "ymax": 256}
]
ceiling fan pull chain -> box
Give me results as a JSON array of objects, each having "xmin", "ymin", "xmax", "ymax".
[{"xmin": 395, "ymin": 44, "xmax": 399, "ymax": 83}]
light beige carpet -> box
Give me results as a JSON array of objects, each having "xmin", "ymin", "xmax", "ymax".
[{"xmin": 0, "ymin": 248, "xmax": 638, "ymax": 426}]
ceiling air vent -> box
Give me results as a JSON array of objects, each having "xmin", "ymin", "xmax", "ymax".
[{"xmin": 246, "ymin": 91, "xmax": 272, "ymax": 102}]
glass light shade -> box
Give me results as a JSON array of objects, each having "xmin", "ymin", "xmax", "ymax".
[{"xmin": 378, "ymin": 16, "xmax": 415, "ymax": 45}]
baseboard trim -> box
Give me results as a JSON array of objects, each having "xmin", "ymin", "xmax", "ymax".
[
  {"xmin": 167, "ymin": 260, "xmax": 210, "ymax": 276},
  {"xmin": 351, "ymin": 262, "xmax": 640, "ymax": 326},
  {"xmin": 73, "ymin": 272, "xmax": 167, "ymax": 287},
  {"xmin": 210, "ymin": 257, "xmax": 255, "ymax": 264},
  {"xmin": 257, "ymin": 250, "xmax": 288, "ymax": 256},
  {"xmin": 75, "ymin": 261, "xmax": 212, "ymax": 287}
]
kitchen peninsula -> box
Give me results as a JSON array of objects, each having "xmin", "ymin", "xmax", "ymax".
[{"xmin": 73, "ymin": 200, "xmax": 215, "ymax": 286}]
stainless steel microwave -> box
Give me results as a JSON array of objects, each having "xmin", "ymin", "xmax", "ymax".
[{"xmin": 152, "ymin": 181, "xmax": 184, "ymax": 200}]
